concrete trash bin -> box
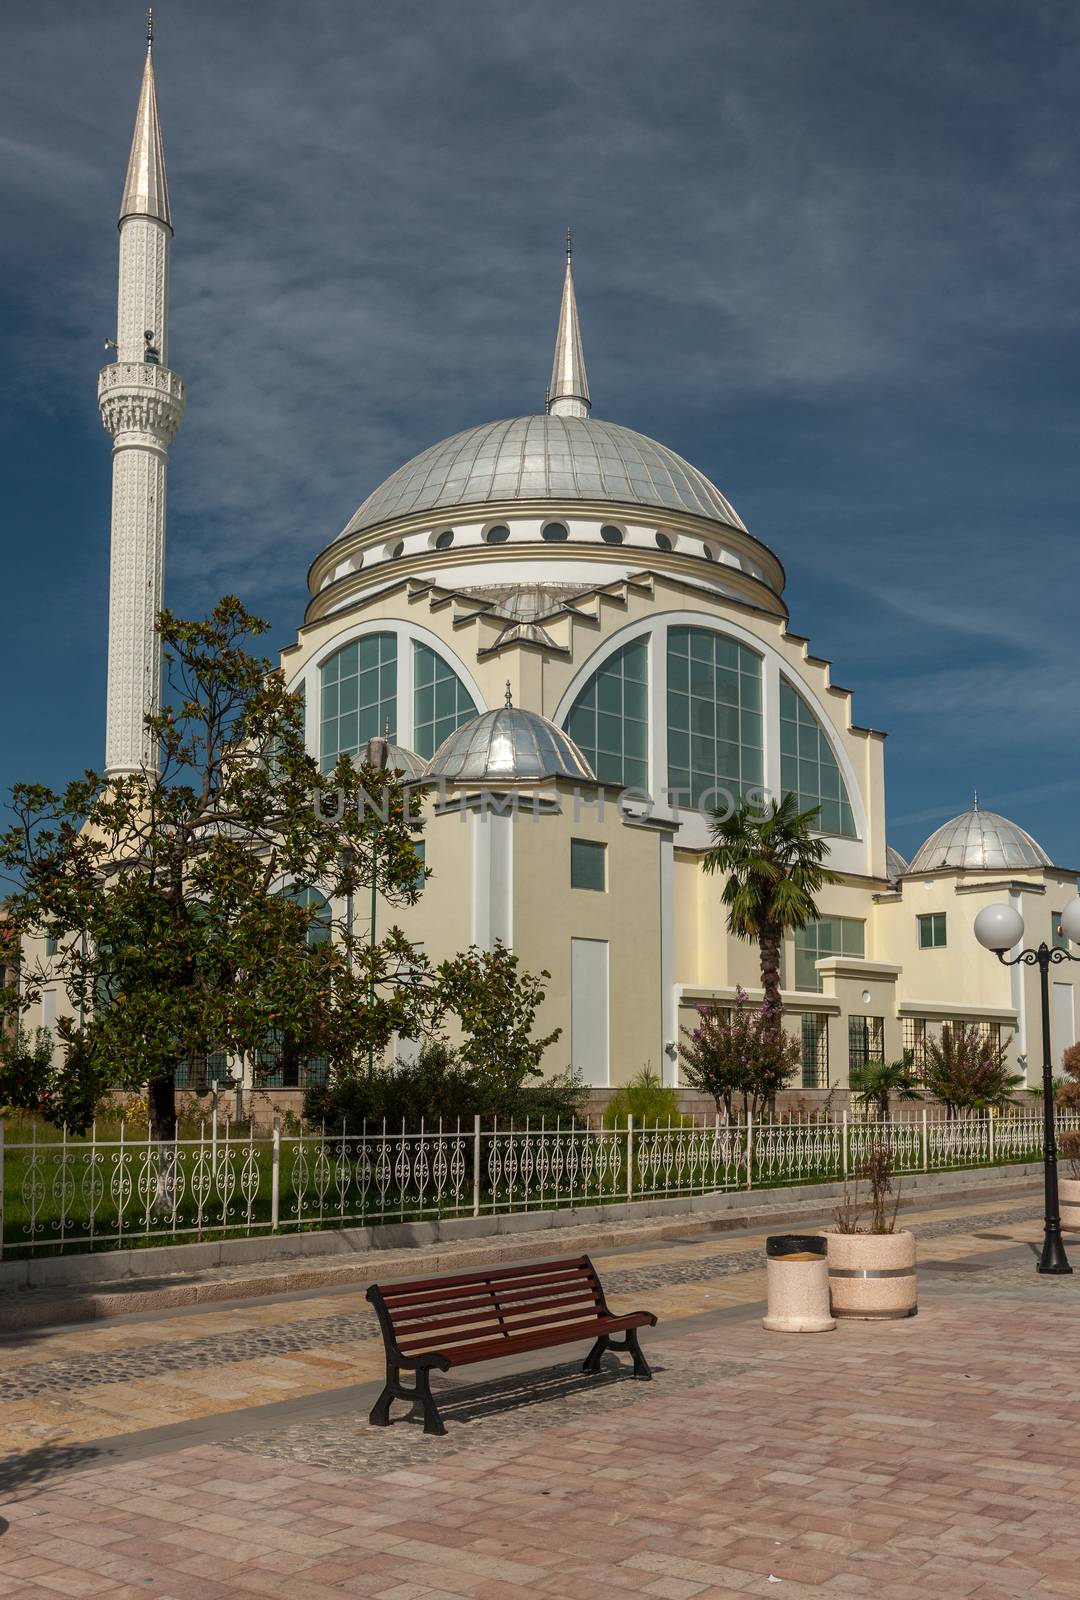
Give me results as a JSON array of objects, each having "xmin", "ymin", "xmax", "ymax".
[{"xmin": 762, "ymin": 1234, "xmax": 836, "ymax": 1333}]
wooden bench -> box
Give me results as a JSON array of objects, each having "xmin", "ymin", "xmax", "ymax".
[{"xmin": 366, "ymin": 1253, "xmax": 658, "ymax": 1436}]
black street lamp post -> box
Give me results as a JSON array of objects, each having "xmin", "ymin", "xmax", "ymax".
[{"xmin": 975, "ymin": 898, "xmax": 1080, "ymax": 1276}]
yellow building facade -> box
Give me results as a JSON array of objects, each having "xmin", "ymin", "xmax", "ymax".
[{"xmin": 275, "ymin": 250, "xmax": 1080, "ymax": 1101}]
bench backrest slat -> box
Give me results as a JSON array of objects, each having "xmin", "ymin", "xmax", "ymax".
[
  {"xmin": 397, "ymin": 1300, "xmax": 611, "ymax": 1354},
  {"xmin": 389, "ymin": 1276, "xmax": 600, "ymax": 1326},
  {"xmin": 370, "ymin": 1255, "xmax": 609, "ymax": 1359}
]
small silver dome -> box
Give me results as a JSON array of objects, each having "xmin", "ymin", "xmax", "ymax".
[
  {"xmin": 908, "ymin": 805, "xmax": 1052, "ymax": 874},
  {"xmin": 885, "ymin": 845, "xmax": 909, "ymax": 884},
  {"xmin": 385, "ymin": 742, "xmax": 426, "ymax": 780},
  {"xmin": 338, "ymin": 415, "xmax": 746, "ymax": 538},
  {"xmin": 424, "ymin": 706, "xmax": 596, "ymax": 785}
]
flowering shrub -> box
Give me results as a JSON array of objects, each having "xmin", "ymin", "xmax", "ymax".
[
  {"xmin": 677, "ymin": 987, "xmax": 800, "ymax": 1119},
  {"xmin": 922, "ymin": 1024, "xmax": 1023, "ymax": 1116}
]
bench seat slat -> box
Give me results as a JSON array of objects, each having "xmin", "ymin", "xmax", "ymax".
[
  {"xmin": 383, "ymin": 1267, "xmax": 598, "ymax": 1313},
  {"xmin": 441, "ymin": 1311, "xmax": 655, "ymax": 1367}
]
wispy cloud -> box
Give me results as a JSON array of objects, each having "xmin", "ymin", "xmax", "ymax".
[{"xmin": 2, "ymin": 0, "xmax": 1079, "ymax": 862}]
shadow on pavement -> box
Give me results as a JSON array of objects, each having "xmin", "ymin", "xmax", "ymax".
[
  {"xmin": 0, "ymin": 1442, "xmax": 105, "ymax": 1500},
  {"xmin": 421, "ymin": 1355, "xmax": 665, "ymax": 1429}
]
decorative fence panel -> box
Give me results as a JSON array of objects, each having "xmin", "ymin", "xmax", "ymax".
[{"xmin": 1, "ymin": 1107, "xmax": 1076, "ymax": 1258}]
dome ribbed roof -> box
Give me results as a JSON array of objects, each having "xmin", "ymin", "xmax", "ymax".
[
  {"xmin": 385, "ymin": 742, "xmax": 426, "ymax": 780},
  {"xmin": 424, "ymin": 706, "xmax": 595, "ymax": 785},
  {"xmin": 338, "ymin": 416, "xmax": 746, "ymax": 539},
  {"xmin": 908, "ymin": 808, "xmax": 1052, "ymax": 873},
  {"xmin": 885, "ymin": 845, "xmax": 909, "ymax": 884}
]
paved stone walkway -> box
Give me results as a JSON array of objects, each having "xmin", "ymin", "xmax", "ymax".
[{"xmin": 1, "ymin": 1191, "xmax": 1079, "ymax": 1598}]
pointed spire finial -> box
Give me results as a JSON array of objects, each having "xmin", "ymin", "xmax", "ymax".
[
  {"xmin": 504, "ymin": 681, "xmax": 513, "ymax": 709},
  {"xmin": 546, "ymin": 231, "xmax": 591, "ymax": 419},
  {"xmin": 973, "ymin": 789, "xmax": 979, "ymax": 812},
  {"xmin": 120, "ymin": 14, "xmax": 172, "ymax": 229}
]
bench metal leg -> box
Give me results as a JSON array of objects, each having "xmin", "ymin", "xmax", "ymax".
[
  {"xmin": 369, "ymin": 1363, "xmax": 447, "ymax": 1436},
  {"xmin": 582, "ymin": 1334, "xmax": 610, "ymax": 1373},
  {"xmin": 595, "ymin": 1331, "xmax": 656, "ymax": 1382},
  {"xmin": 369, "ymin": 1366, "xmax": 399, "ymax": 1427},
  {"xmin": 411, "ymin": 1365, "xmax": 447, "ymax": 1436},
  {"xmin": 624, "ymin": 1326, "xmax": 652, "ymax": 1380}
]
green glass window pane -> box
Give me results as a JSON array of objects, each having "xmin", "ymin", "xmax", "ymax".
[
  {"xmin": 668, "ymin": 690, "xmax": 690, "ymax": 730},
  {"xmin": 570, "ymin": 838, "xmax": 606, "ymax": 891},
  {"xmin": 623, "ymin": 640, "xmax": 648, "ymax": 681},
  {"xmin": 623, "ymin": 681, "xmax": 647, "ymax": 720},
  {"xmin": 842, "ymin": 919, "xmax": 865, "ymax": 956},
  {"xmin": 668, "ymin": 629, "xmax": 690, "ymax": 658},
  {"xmin": 597, "ymin": 674, "xmax": 623, "ymax": 715}
]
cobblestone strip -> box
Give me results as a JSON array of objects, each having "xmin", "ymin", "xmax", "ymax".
[
  {"xmin": 0, "ymin": 1202, "xmax": 1041, "ymax": 1401},
  {"xmin": 224, "ymin": 1349, "xmax": 751, "ymax": 1472}
]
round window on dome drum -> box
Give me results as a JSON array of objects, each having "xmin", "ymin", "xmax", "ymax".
[
  {"xmin": 434, "ymin": 529, "xmax": 454, "ymax": 550},
  {"xmin": 484, "ymin": 524, "xmax": 510, "ymax": 544},
  {"xmin": 386, "ymin": 540, "xmax": 405, "ymax": 559},
  {"xmin": 702, "ymin": 543, "xmax": 717, "ymax": 562},
  {"xmin": 542, "ymin": 521, "xmax": 569, "ymax": 542},
  {"xmin": 655, "ymin": 532, "xmax": 673, "ymax": 552},
  {"xmin": 600, "ymin": 524, "xmax": 624, "ymax": 544}
]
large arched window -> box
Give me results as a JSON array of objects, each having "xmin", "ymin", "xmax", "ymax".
[
  {"xmin": 320, "ymin": 634, "xmax": 397, "ymax": 772},
  {"xmin": 667, "ymin": 627, "xmax": 763, "ymax": 808},
  {"xmin": 413, "ymin": 643, "xmax": 477, "ymax": 759},
  {"xmin": 564, "ymin": 637, "xmax": 648, "ymax": 787},
  {"xmin": 780, "ymin": 679, "xmax": 856, "ymax": 837}
]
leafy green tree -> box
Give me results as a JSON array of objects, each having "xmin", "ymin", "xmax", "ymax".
[
  {"xmin": 922, "ymin": 1025, "xmax": 1024, "ymax": 1118},
  {"xmin": 703, "ymin": 794, "xmax": 839, "ymax": 1031},
  {"xmin": 0, "ymin": 598, "xmax": 428, "ymax": 1140},
  {"xmin": 678, "ymin": 988, "xmax": 801, "ymax": 1119},
  {"xmin": 849, "ymin": 1053, "xmax": 922, "ymax": 1120},
  {"xmin": 435, "ymin": 941, "xmax": 561, "ymax": 1112}
]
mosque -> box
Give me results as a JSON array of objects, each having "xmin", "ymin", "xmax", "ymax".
[{"xmin": 51, "ymin": 29, "xmax": 1080, "ymax": 1105}]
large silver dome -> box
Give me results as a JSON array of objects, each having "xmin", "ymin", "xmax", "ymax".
[
  {"xmin": 908, "ymin": 806, "xmax": 1052, "ymax": 874},
  {"xmin": 338, "ymin": 415, "xmax": 746, "ymax": 539},
  {"xmin": 424, "ymin": 705, "xmax": 596, "ymax": 785}
]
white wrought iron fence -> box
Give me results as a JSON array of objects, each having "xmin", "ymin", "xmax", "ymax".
[{"xmin": 1, "ymin": 1106, "xmax": 1076, "ymax": 1257}]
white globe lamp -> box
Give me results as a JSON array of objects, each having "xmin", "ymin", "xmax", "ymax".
[
  {"xmin": 973, "ymin": 903, "xmax": 1024, "ymax": 954},
  {"xmin": 1059, "ymin": 897, "xmax": 1080, "ymax": 946}
]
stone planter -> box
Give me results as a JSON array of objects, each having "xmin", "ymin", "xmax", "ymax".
[
  {"xmin": 1059, "ymin": 1177, "xmax": 1080, "ymax": 1233},
  {"xmin": 762, "ymin": 1234, "xmax": 836, "ymax": 1334},
  {"xmin": 827, "ymin": 1229, "xmax": 917, "ymax": 1320}
]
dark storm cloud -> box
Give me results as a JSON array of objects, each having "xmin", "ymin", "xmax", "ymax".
[{"xmin": 2, "ymin": 0, "xmax": 1079, "ymax": 860}]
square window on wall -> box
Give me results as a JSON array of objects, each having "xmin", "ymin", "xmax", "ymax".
[
  {"xmin": 570, "ymin": 839, "xmax": 606, "ymax": 892},
  {"xmin": 918, "ymin": 912, "xmax": 946, "ymax": 949}
]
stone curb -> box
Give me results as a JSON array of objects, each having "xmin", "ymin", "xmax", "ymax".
[{"xmin": 0, "ymin": 1163, "xmax": 1042, "ymax": 1334}]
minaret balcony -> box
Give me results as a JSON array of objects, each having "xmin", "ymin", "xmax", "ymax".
[{"xmin": 98, "ymin": 361, "xmax": 186, "ymax": 444}]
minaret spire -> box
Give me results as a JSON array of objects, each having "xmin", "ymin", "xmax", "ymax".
[
  {"xmin": 546, "ymin": 230, "xmax": 591, "ymax": 419},
  {"xmin": 98, "ymin": 18, "xmax": 185, "ymax": 777},
  {"xmin": 120, "ymin": 11, "xmax": 172, "ymax": 234}
]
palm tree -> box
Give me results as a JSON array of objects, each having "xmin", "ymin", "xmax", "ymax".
[
  {"xmin": 849, "ymin": 1053, "xmax": 922, "ymax": 1119},
  {"xmin": 703, "ymin": 794, "xmax": 839, "ymax": 1031}
]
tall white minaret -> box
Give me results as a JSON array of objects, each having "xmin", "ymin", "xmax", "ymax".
[
  {"xmin": 546, "ymin": 230, "xmax": 590, "ymax": 419},
  {"xmin": 98, "ymin": 11, "xmax": 185, "ymax": 777}
]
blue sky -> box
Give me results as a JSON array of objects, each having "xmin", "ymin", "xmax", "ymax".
[{"xmin": 2, "ymin": 0, "xmax": 1079, "ymax": 867}]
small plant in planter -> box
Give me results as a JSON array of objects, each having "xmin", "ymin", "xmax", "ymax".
[
  {"xmin": 827, "ymin": 1140, "xmax": 917, "ymax": 1319},
  {"xmin": 1057, "ymin": 1129, "xmax": 1080, "ymax": 1233}
]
